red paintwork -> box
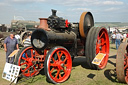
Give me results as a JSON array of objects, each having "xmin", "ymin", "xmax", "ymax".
[
  {"xmin": 48, "ymin": 48, "xmax": 72, "ymax": 83},
  {"xmin": 65, "ymin": 20, "xmax": 70, "ymax": 28},
  {"xmin": 18, "ymin": 47, "xmax": 47, "ymax": 77},
  {"xmin": 124, "ymin": 53, "xmax": 128, "ymax": 82},
  {"xmin": 96, "ymin": 27, "xmax": 109, "ymax": 69}
]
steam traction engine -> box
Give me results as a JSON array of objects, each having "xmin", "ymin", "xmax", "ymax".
[{"xmin": 14, "ymin": 9, "xmax": 109, "ymax": 84}]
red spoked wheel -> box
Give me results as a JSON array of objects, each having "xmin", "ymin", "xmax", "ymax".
[
  {"xmin": 44, "ymin": 46, "xmax": 72, "ymax": 84},
  {"xmin": 15, "ymin": 46, "xmax": 45, "ymax": 77},
  {"xmin": 116, "ymin": 43, "xmax": 128, "ymax": 83},
  {"xmin": 86, "ymin": 27, "xmax": 109, "ymax": 69}
]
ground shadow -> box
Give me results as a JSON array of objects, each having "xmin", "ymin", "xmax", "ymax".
[
  {"xmin": 104, "ymin": 69, "xmax": 118, "ymax": 83},
  {"xmin": 39, "ymin": 68, "xmax": 45, "ymax": 75},
  {"xmin": 16, "ymin": 69, "xmax": 46, "ymax": 85},
  {"xmin": 110, "ymin": 47, "xmax": 116, "ymax": 50},
  {"xmin": 72, "ymin": 56, "xmax": 92, "ymax": 69},
  {"xmin": 17, "ymin": 76, "xmax": 45, "ymax": 85},
  {"xmin": 108, "ymin": 60, "xmax": 116, "ymax": 67},
  {"xmin": 109, "ymin": 55, "xmax": 116, "ymax": 59},
  {"xmin": 39, "ymin": 69, "xmax": 53, "ymax": 84}
]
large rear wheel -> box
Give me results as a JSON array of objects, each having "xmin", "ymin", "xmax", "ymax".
[
  {"xmin": 116, "ymin": 43, "xmax": 128, "ymax": 83},
  {"xmin": 44, "ymin": 46, "xmax": 72, "ymax": 84},
  {"xmin": 85, "ymin": 27, "xmax": 109, "ymax": 69}
]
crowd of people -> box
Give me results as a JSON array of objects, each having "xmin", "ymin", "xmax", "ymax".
[{"xmin": 111, "ymin": 31, "xmax": 128, "ymax": 49}]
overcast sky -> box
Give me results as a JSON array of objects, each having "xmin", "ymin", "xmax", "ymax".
[{"xmin": 0, "ymin": 0, "xmax": 128, "ymax": 24}]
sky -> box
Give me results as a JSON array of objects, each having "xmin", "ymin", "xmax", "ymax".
[{"xmin": 0, "ymin": 0, "xmax": 128, "ymax": 24}]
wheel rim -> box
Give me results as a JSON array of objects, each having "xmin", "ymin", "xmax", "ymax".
[
  {"xmin": 18, "ymin": 47, "xmax": 43, "ymax": 77},
  {"xmin": 47, "ymin": 48, "xmax": 72, "ymax": 83},
  {"xmin": 96, "ymin": 28, "xmax": 109, "ymax": 69}
]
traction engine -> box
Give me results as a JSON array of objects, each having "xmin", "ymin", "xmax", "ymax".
[{"xmin": 15, "ymin": 9, "xmax": 110, "ymax": 84}]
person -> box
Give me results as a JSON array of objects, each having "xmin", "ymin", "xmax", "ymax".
[
  {"xmin": 23, "ymin": 32, "xmax": 31, "ymax": 47},
  {"xmin": 111, "ymin": 32, "xmax": 116, "ymax": 44},
  {"xmin": 22, "ymin": 32, "xmax": 32, "ymax": 58},
  {"xmin": 4, "ymin": 33, "xmax": 19, "ymax": 64},
  {"xmin": 115, "ymin": 32, "xmax": 123, "ymax": 49},
  {"xmin": 15, "ymin": 33, "xmax": 20, "ymax": 43},
  {"xmin": 122, "ymin": 32, "xmax": 127, "ymax": 42}
]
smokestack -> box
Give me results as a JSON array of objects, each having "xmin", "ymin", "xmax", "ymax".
[
  {"xmin": 38, "ymin": 18, "xmax": 51, "ymax": 31},
  {"xmin": 52, "ymin": 9, "xmax": 57, "ymax": 16}
]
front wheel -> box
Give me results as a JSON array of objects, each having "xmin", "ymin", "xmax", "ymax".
[{"xmin": 44, "ymin": 46, "xmax": 72, "ymax": 84}]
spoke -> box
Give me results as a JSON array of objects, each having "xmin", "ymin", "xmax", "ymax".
[
  {"xmin": 20, "ymin": 62, "xmax": 27, "ymax": 66},
  {"xmin": 21, "ymin": 57, "xmax": 27, "ymax": 61},
  {"xmin": 62, "ymin": 67, "xmax": 66, "ymax": 73},
  {"xmin": 125, "ymin": 76, "xmax": 128, "ymax": 81},
  {"xmin": 99, "ymin": 32, "xmax": 105, "ymax": 39},
  {"xmin": 125, "ymin": 54, "xmax": 128, "ymax": 58},
  {"xmin": 124, "ymin": 64, "xmax": 128, "ymax": 70},
  {"xmin": 50, "ymin": 63, "xmax": 57, "ymax": 67},
  {"xmin": 124, "ymin": 61, "xmax": 126, "ymax": 65},
  {"xmin": 55, "ymin": 69, "xmax": 60, "ymax": 79},
  {"xmin": 124, "ymin": 54, "xmax": 128, "ymax": 63},
  {"xmin": 22, "ymin": 65, "xmax": 30, "ymax": 72},
  {"xmin": 96, "ymin": 42, "xmax": 100, "ymax": 48},
  {"xmin": 50, "ymin": 68, "xmax": 55, "ymax": 73},
  {"xmin": 124, "ymin": 57, "xmax": 127, "ymax": 61},
  {"xmin": 99, "ymin": 41, "xmax": 106, "ymax": 46},
  {"xmin": 57, "ymin": 51, "xmax": 60, "ymax": 61},
  {"xmin": 25, "ymin": 52, "xmax": 29, "ymax": 58},
  {"xmin": 59, "ymin": 52, "xmax": 63, "ymax": 60},
  {"xmin": 65, "ymin": 64, "xmax": 68, "ymax": 67},
  {"xmin": 126, "ymin": 70, "xmax": 128, "ymax": 76},
  {"xmin": 28, "ymin": 69, "xmax": 30, "ymax": 76},
  {"xmin": 59, "ymin": 74, "xmax": 62, "ymax": 78},
  {"xmin": 96, "ymin": 46, "xmax": 100, "ymax": 54},
  {"xmin": 52, "ymin": 57, "xmax": 55, "ymax": 62},
  {"xmin": 57, "ymin": 51, "xmax": 63, "ymax": 61},
  {"xmin": 57, "ymin": 51, "xmax": 60, "ymax": 59},
  {"xmin": 31, "ymin": 49, "xmax": 33, "ymax": 57},
  {"xmin": 63, "ymin": 58, "xmax": 67, "ymax": 63}
]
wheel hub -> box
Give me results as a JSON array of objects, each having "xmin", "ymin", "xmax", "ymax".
[
  {"xmin": 55, "ymin": 60, "xmax": 64, "ymax": 69},
  {"xmin": 28, "ymin": 58, "xmax": 35, "ymax": 66}
]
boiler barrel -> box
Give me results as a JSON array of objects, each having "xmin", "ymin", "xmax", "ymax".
[{"xmin": 31, "ymin": 29, "xmax": 76, "ymax": 51}]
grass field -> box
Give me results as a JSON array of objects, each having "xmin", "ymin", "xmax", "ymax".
[{"xmin": 0, "ymin": 44, "xmax": 126, "ymax": 85}]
